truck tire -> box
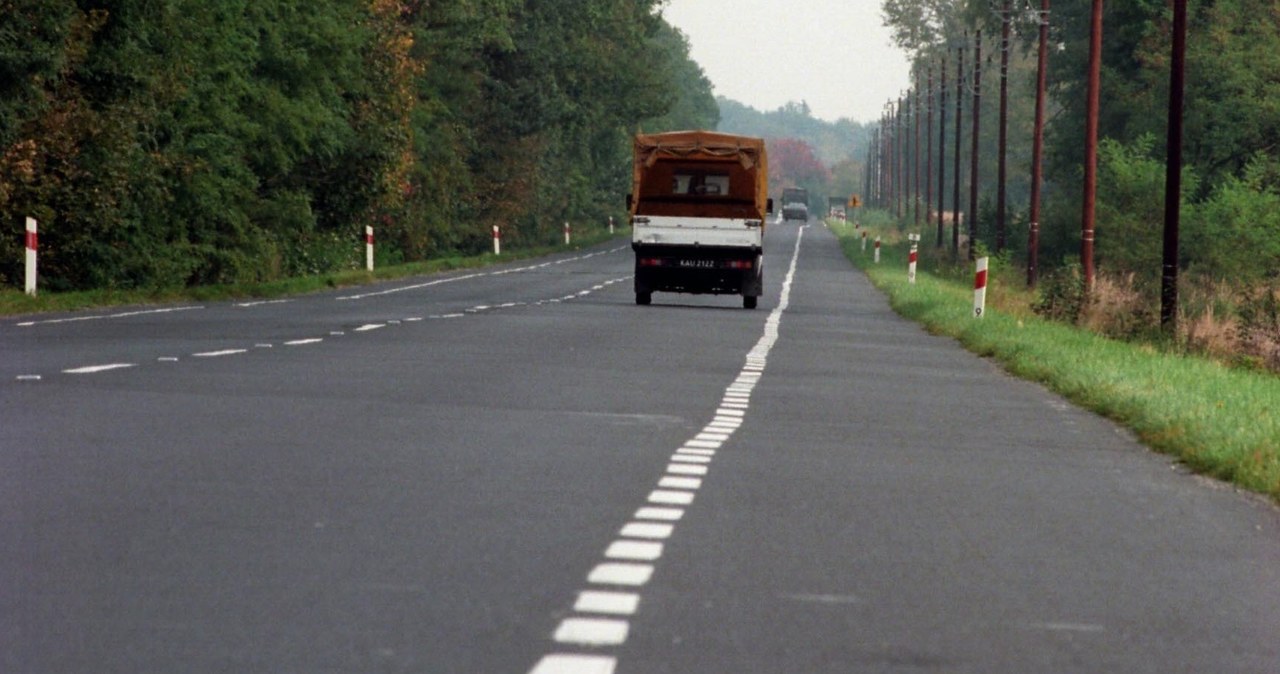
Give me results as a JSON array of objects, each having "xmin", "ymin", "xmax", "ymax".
[
  {"xmin": 636, "ymin": 291, "xmax": 652, "ymax": 306},
  {"xmin": 743, "ymin": 295, "xmax": 757, "ymax": 309}
]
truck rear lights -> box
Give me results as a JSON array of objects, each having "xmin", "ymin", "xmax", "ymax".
[
  {"xmin": 725, "ymin": 260, "xmax": 754, "ymax": 270},
  {"xmin": 639, "ymin": 258, "xmax": 666, "ymax": 267}
]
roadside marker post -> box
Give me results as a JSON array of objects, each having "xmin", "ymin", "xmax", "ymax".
[
  {"xmin": 874, "ymin": 236, "xmax": 881, "ymax": 264},
  {"xmin": 564, "ymin": 221, "xmax": 571, "ymax": 246},
  {"xmin": 907, "ymin": 233, "xmax": 920, "ymax": 284},
  {"xmin": 493, "ymin": 224, "xmax": 501, "ymax": 256},
  {"xmin": 861, "ymin": 230, "xmax": 867, "ymax": 252},
  {"xmin": 974, "ymin": 256, "xmax": 989, "ymax": 318},
  {"xmin": 25, "ymin": 217, "xmax": 37, "ymax": 296},
  {"xmin": 609, "ymin": 216, "xmax": 614, "ymax": 235},
  {"xmin": 365, "ymin": 225, "xmax": 374, "ymax": 271}
]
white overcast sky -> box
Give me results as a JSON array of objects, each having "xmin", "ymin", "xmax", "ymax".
[{"xmin": 660, "ymin": 0, "xmax": 912, "ymax": 124}]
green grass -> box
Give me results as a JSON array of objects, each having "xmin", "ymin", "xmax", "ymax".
[
  {"xmin": 829, "ymin": 218, "xmax": 1280, "ymax": 503},
  {"xmin": 1, "ymin": 231, "xmax": 621, "ymax": 317}
]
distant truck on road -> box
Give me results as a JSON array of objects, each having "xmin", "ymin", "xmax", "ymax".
[
  {"xmin": 628, "ymin": 131, "xmax": 772, "ymax": 309},
  {"xmin": 781, "ymin": 187, "xmax": 809, "ymax": 223}
]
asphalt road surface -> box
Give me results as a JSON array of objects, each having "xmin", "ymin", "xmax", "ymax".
[{"xmin": 4, "ymin": 222, "xmax": 1278, "ymax": 673}]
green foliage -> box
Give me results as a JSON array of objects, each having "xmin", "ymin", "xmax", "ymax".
[
  {"xmin": 879, "ymin": 0, "xmax": 1280, "ymax": 287},
  {"xmin": 1, "ymin": 0, "xmax": 690, "ymax": 291},
  {"xmin": 1187, "ymin": 157, "xmax": 1280, "ymax": 282}
]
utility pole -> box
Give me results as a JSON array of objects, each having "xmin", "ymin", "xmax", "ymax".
[
  {"xmin": 1082, "ymin": 0, "xmax": 1102, "ymax": 291},
  {"xmin": 926, "ymin": 63, "xmax": 934, "ymax": 239},
  {"xmin": 953, "ymin": 41, "xmax": 965, "ymax": 261},
  {"xmin": 914, "ymin": 74, "xmax": 922, "ymax": 226},
  {"xmin": 1028, "ymin": 0, "xmax": 1049, "ymax": 287},
  {"xmin": 968, "ymin": 29, "xmax": 982, "ymax": 261},
  {"xmin": 996, "ymin": 0, "xmax": 1011, "ymax": 253},
  {"xmin": 938, "ymin": 52, "xmax": 948, "ymax": 249},
  {"xmin": 1162, "ymin": 0, "xmax": 1187, "ymax": 330},
  {"xmin": 901, "ymin": 94, "xmax": 911, "ymax": 219}
]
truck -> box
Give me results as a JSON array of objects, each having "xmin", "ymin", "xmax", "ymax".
[
  {"xmin": 629, "ymin": 131, "xmax": 771, "ymax": 309},
  {"xmin": 781, "ymin": 187, "xmax": 809, "ymax": 223},
  {"xmin": 828, "ymin": 196, "xmax": 847, "ymax": 220}
]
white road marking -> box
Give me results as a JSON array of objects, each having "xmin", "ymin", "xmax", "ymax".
[
  {"xmin": 674, "ymin": 447, "xmax": 715, "ymax": 456},
  {"xmin": 17, "ymin": 306, "xmax": 203, "ymax": 327},
  {"xmin": 64, "ymin": 363, "xmax": 136, "ymax": 374},
  {"xmin": 553, "ymin": 618, "xmax": 629, "ymax": 646},
  {"xmin": 192, "ymin": 349, "xmax": 247, "ymax": 357},
  {"xmin": 648, "ymin": 490, "xmax": 695, "ymax": 505},
  {"xmin": 666, "ymin": 463, "xmax": 707, "ymax": 476},
  {"xmin": 285, "ymin": 338, "xmax": 323, "ymax": 346},
  {"xmin": 16, "ymin": 375, "xmax": 42, "ymax": 381},
  {"xmin": 658, "ymin": 476, "xmax": 702, "ymax": 490},
  {"xmin": 575, "ymin": 591, "xmax": 641, "ymax": 616},
  {"xmin": 605, "ymin": 541, "xmax": 664, "ymax": 561},
  {"xmin": 634, "ymin": 507, "xmax": 683, "ymax": 521},
  {"xmin": 715, "ymin": 408, "xmax": 746, "ymax": 417},
  {"xmin": 529, "ymin": 654, "xmax": 616, "ymax": 674},
  {"xmin": 670, "ymin": 454, "xmax": 712, "ymax": 464},
  {"xmin": 588, "ymin": 563, "xmax": 654, "ymax": 586},
  {"xmin": 336, "ymin": 272, "xmax": 484, "ymax": 301},
  {"xmin": 235, "ymin": 299, "xmax": 291, "ymax": 307},
  {"xmin": 696, "ymin": 432, "xmax": 730, "ymax": 441},
  {"xmin": 619, "ymin": 522, "xmax": 674, "ymax": 540},
  {"xmin": 354, "ymin": 324, "xmax": 385, "ymax": 332},
  {"xmin": 683, "ymin": 439, "xmax": 722, "ymax": 449},
  {"xmin": 158, "ymin": 357, "xmax": 179, "ymax": 362},
  {"xmin": 254, "ymin": 343, "xmax": 273, "ymax": 348}
]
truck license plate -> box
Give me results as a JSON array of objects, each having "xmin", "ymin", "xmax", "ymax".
[{"xmin": 677, "ymin": 259, "xmax": 717, "ymax": 269}]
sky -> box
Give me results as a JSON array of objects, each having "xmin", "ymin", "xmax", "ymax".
[{"xmin": 660, "ymin": 0, "xmax": 912, "ymax": 125}]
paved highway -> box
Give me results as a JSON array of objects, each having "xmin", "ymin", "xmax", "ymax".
[{"xmin": 3, "ymin": 223, "xmax": 1278, "ymax": 673}]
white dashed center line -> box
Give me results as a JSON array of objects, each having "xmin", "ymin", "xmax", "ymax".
[
  {"xmin": 528, "ymin": 229, "xmax": 806, "ymax": 674},
  {"xmin": 63, "ymin": 363, "xmax": 136, "ymax": 374}
]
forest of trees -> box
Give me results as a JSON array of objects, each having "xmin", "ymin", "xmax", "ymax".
[
  {"xmin": 0, "ymin": 0, "xmax": 718, "ymax": 291},
  {"xmin": 876, "ymin": 0, "xmax": 1280, "ymax": 291}
]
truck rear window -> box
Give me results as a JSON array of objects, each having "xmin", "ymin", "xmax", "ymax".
[{"xmin": 672, "ymin": 173, "xmax": 730, "ymax": 197}]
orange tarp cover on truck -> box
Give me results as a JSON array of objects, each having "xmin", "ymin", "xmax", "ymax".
[{"xmin": 631, "ymin": 130, "xmax": 769, "ymax": 221}]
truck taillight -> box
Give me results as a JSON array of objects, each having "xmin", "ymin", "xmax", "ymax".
[
  {"xmin": 726, "ymin": 260, "xmax": 753, "ymax": 270},
  {"xmin": 639, "ymin": 258, "xmax": 665, "ymax": 267}
]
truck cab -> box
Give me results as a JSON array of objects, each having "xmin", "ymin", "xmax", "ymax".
[{"xmin": 629, "ymin": 131, "xmax": 770, "ymax": 309}]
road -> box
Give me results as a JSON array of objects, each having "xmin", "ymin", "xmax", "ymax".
[{"xmin": 3, "ymin": 222, "xmax": 1278, "ymax": 673}]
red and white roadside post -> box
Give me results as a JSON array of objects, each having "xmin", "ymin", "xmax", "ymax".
[
  {"xmin": 907, "ymin": 233, "xmax": 920, "ymax": 284},
  {"xmin": 564, "ymin": 221, "xmax": 571, "ymax": 246},
  {"xmin": 365, "ymin": 225, "xmax": 374, "ymax": 271},
  {"xmin": 492, "ymin": 224, "xmax": 501, "ymax": 255},
  {"xmin": 609, "ymin": 216, "xmax": 614, "ymax": 235},
  {"xmin": 25, "ymin": 217, "xmax": 37, "ymax": 296},
  {"xmin": 861, "ymin": 230, "xmax": 868, "ymax": 251},
  {"xmin": 874, "ymin": 236, "xmax": 881, "ymax": 264},
  {"xmin": 974, "ymin": 256, "xmax": 989, "ymax": 318}
]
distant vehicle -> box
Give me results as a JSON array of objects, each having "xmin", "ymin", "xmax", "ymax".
[
  {"xmin": 829, "ymin": 197, "xmax": 847, "ymax": 219},
  {"xmin": 781, "ymin": 187, "xmax": 809, "ymax": 223},
  {"xmin": 628, "ymin": 131, "xmax": 771, "ymax": 309}
]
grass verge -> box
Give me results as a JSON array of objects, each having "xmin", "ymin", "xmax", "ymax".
[
  {"xmin": 829, "ymin": 218, "xmax": 1280, "ymax": 504},
  {"xmin": 1, "ymin": 231, "xmax": 620, "ymax": 317}
]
